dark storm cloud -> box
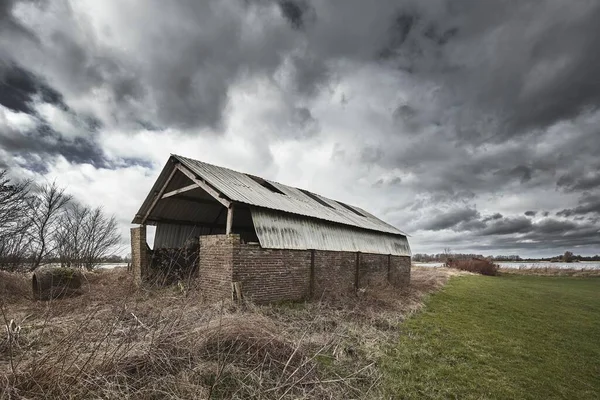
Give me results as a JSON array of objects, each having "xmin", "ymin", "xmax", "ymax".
[
  {"xmin": 480, "ymin": 216, "xmax": 533, "ymax": 236},
  {"xmin": 422, "ymin": 215, "xmax": 599, "ymax": 253},
  {"xmin": 5, "ymin": 0, "xmax": 600, "ymax": 138},
  {"xmin": 1, "ymin": 0, "xmax": 325, "ymax": 131},
  {"xmin": 524, "ymin": 211, "xmax": 536, "ymax": 217},
  {"xmin": 425, "ymin": 0, "xmax": 600, "ymax": 138},
  {"xmin": 557, "ymin": 171, "xmax": 600, "ymax": 192},
  {"xmin": 481, "ymin": 219, "xmax": 600, "ymax": 251},
  {"xmin": 557, "ymin": 194, "xmax": 600, "ymax": 217},
  {"xmin": 278, "ymin": 0, "xmax": 312, "ymax": 29},
  {"xmin": 0, "ymin": 122, "xmax": 108, "ymax": 171},
  {"xmin": 0, "ymin": 63, "xmax": 108, "ymax": 168},
  {"xmin": 420, "ymin": 207, "xmax": 479, "ymax": 231},
  {"xmin": 483, "ymin": 213, "xmax": 503, "ymax": 222},
  {"xmin": 0, "ymin": 65, "xmax": 65, "ymax": 113},
  {"xmin": 332, "ymin": 0, "xmax": 600, "ymax": 222}
]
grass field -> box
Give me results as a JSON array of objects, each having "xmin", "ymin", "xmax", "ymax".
[{"xmin": 381, "ymin": 274, "xmax": 600, "ymax": 399}]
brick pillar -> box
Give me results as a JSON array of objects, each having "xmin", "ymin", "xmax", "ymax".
[
  {"xmin": 198, "ymin": 234, "xmax": 240, "ymax": 302},
  {"xmin": 130, "ymin": 226, "xmax": 148, "ymax": 286}
]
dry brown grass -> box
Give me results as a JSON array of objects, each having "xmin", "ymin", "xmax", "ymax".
[
  {"xmin": 0, "ymin": 271, "xmax": 30, "ymax": 304},
  {"xmin": 0, "ymin": 266, "xmax": 456, "ymax": 399}
]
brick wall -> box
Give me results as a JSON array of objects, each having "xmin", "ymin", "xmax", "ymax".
[
  {"xmin": 198, "ymin": 234, "xmax": 237, "ymax": 302},
  {"xmin": 313, "ymin": 250, "xmax": 357, "ymax": 297},
  {"xmin": 195, "ymin": 234, "xmax": 411, "ymax": 304},
  {"xmin": 389, "ymin": 255, "xmax": 411, "ymax": 288},
  {"xmin": 130, "ymin": 226, "xmax": 148, "ymax": 286},
  {"xmin": 234, "ymin": 244, "xmax": 311, "ymax": 303},
  {"xmin": 358, "ymin": 253, "xmax": 390, "ymax": 289}
]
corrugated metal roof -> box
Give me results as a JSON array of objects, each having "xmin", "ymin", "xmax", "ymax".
[
  {"xmin": 133, "ymin": 155, "xmax": 409, "ymax": 242},
  {"xmin": 172, "ymin": 155, "xmax": 407, "ymax": 236},
  {"xmin": 251, "ymin": 208, "xmax": 411, "ymax": 256},
  {"xmin": 154, "ymin": 224, "xmax": 215, "ymax": 248}
]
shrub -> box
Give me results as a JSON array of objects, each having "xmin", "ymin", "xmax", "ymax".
[{"xmin": 446, "ymin": 258, "xmax": 499, "ymax": 276}]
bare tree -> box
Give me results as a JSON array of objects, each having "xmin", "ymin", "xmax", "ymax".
[
  {"xmin": 28, "ymin": 182, "xmax": 72, "ymax": 271},
  {"xmin": 0, "ymin": 171, "xmax": 32, "ymax": 271},
  {"xmin": 443, "ymin": 247, "xmax": 453, "ymax": 267},
  {"xmin": 563, "ymin": 251, "xmax": 574, "ymax": 263},
  {"xmin": 56, "ymin": 203, "xmax": 121, "ymax": 270}
]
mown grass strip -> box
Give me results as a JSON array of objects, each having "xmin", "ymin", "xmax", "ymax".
[{"xmin": 381, "ymin": 275, "xmax": 600, "ymax": 399}]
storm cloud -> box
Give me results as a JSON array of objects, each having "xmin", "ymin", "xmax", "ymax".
[{"xmin": 0, "ymin": 0, "xmax": 599, "ymax": 256}]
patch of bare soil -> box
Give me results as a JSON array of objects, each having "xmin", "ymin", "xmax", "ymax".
[{"xmin": 1, "ymin": 266, "xmax": 455, "ymax": 399}]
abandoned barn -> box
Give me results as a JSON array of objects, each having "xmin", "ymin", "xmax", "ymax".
[{"xmin": 130, "ymin": 154, "xmax": 411, "ymax": 303}]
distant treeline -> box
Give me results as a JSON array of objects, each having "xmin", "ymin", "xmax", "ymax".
[
  {"xmin": 413, "ymin": 251, "xmax": 600, "ymax": 263},
  {"xmin": 43, "ymin": 254, "xmax": 131, "ymax": 264}
]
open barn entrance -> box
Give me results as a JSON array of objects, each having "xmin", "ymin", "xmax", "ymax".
[{"xmin": 132, "ymin": 166, "xmax": 259, "ymax": 285}]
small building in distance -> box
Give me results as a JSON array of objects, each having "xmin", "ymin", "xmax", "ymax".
[{"xmin": 131, "ymin": 154, "xmax": 411, "ymax": 303}]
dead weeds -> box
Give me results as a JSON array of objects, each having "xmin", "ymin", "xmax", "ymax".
[{"xmin": 0, "ymin": 266, "xmax": 455, "ymax": 399}]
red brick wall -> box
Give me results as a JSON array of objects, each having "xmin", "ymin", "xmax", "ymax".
[
  {"xmin": 389, "ymin": 255, "xmax": 411, "ymax": 287},
  {"xmin": 198, "ymin": 234, "xmax": 237, "ymax": 302},
  {"xmin": 196, "ymin": 235, "xmax": 411, "ymax": 303},
  {"xmin": 234, "ymin": 244, "xmax": 311, "ymax": 303},
  {"xmin": 130, "ymin": 226, "xmax": 149, "ymax": 286},
  {"xmin": 358, "ymin": 253, "xmax": 390, "ymax": 289},
  {"xmin": 313, "ymin": 250, "xmax": 357, "ymax": 297}
]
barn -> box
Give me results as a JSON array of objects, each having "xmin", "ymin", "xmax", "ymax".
[{"xmin": 130, "ymin": 154, "xmax": 411, "ymax": 303}]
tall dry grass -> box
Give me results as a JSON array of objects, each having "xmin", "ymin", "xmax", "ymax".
[
  {"xmin": 1, "ymin": 266, "xmax": 454, "ymax": 399},
  {"xmin": 0, "ymin": 271, "xmax": 30, "ymax": 304}
]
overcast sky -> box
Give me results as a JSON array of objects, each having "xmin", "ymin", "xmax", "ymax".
[{"xmin": 1, "ymin": 0, "xmax": 599, "ymax": 257}]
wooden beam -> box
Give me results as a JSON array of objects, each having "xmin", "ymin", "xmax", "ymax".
[
  {"xmin": 145, "ymin": 216, "xmax": 255, "ymax": 233},
  {"xmin": 175, "ymin": 164, "xmax": 231, "ymax": 208},
  {"xmin": 166, "ymin": 195, "xmax": 220, "ymax": 206},
  {"xmin": 226, "ymin": 205, "xmax": 234, "ymax": 235},
  {"xmin": 141, "ymin": 167, "xmax": 177, "ymax": 225},
  {"xmin": 146, "ymin": 217, "xmax": 214, "ymax": 227},
  {"xmin": 162, "ymin": 184, "xmax": 200, "ymax": 199}
]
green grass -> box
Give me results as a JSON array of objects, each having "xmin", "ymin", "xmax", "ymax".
[{"xmin": 381, "ymin": 275, "xmax": 600, "ymax": 399}]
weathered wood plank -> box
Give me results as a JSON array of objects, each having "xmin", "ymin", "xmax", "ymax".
[
  {"xmin": 162, "ymin": 184, "xmax": 200, "ymax": 199},
  {"xmin": 141, "ymin": 167, "xmax": 177, "ymax": 225},
  {"xmin": 175, "ymin": 164, "xmax": 231, "ymax": 208},
  {"xmin": 226, "ymin": 205, "xmax": 234, "ymax": 235}
]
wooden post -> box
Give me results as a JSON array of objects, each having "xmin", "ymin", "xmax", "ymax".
[
  {"xmin": 309, "ymin": 249, "xmax": 315, "ymax": 299},
  {"xmin": 355, "ymin": 252, "xmax": 360, "ymax": 291},
  {"xmin": 387, "ymin": 254, "xmax": 392, "ymax": 283},
  {"xmin": 232, "ymin": 281, "xmax": 243, "ymax": 302},
  {"xmin": 226, "ymin": 204, "xmax": 234, "ymax": 235}
]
